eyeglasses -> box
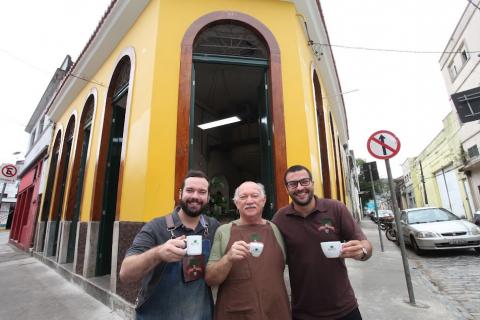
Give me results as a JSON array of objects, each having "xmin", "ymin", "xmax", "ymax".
[{"xmin": 285, "ymin": 178, "xmax": 312, "ymax": 189}]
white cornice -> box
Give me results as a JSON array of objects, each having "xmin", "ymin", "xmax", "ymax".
[{"xmin": 48, "ymin": 0, "xmax": 149, "ymax": 122}]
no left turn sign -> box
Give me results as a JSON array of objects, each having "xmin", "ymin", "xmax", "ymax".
[{"xmin": 367, "ymin": 130, "xmax": 401, "ymax": 160}]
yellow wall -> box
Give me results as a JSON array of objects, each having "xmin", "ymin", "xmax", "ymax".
[
  {"xmin": 411, "ymin": 112, "xmax": 471, "ymax": 218},
  {"xmin": 54, "ymin": 0, "xmax": 161, "ymax": 222},
  {"xmin": 53, "ymin": 0, "xmax": 347, "ymax": 222}
]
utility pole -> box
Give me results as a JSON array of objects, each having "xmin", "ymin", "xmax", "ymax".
[{"xmin": 419, "ymin": 160, "xmax": 428, "ymax": 205}]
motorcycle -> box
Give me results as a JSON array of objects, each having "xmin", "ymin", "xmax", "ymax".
[{"xmin": 379, "ymin": 216, "xmax": 396, "ymax": 241}]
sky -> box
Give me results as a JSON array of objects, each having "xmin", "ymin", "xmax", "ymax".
[
  {"xmin": 320, "ymin": 0, "xmax": 469, "ymax": 177},
  {"xmin": 0, "ymin": 0, "xmax": 111, "ymax": 164},
  {"xmin": 0, "ymin": 0, "xmax": 470, "ymax": 178}
]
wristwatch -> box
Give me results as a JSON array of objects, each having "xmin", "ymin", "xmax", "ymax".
[{"xmin": 360, "ymin": 247, "xmax": 368, "ymax": 261}]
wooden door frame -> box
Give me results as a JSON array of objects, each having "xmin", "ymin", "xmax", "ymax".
[{"xmin": 175, "ymin": 11, "xmax": 288, "ymax": 209}]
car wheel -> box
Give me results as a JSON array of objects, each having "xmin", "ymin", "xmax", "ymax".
[
  {"xmin": 474, "ymin": 247, "xmax": 480, "ymax": 254},
  {"xmin": 411, "ymin": 237, "xmax": 423, "ymax": 255}
]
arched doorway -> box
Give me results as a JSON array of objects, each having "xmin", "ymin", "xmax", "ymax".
[
  {"xmin": 175, "ymin": 12, "xmax": 288, "ymax": 218},
  {"xmin": 93, "ymin": 56, "xmax": 131, "ymax": 276},
  {"xmin": 65, "ymin": 95, "xmax": 94, "ymax": 263},
  {"xmin": 39, "ymin": 131, "xmax": 61, "ymax": 252},
  {"xmin": 49, "ymin": 116, "xmax": 76, "ymax": 257},
  {"xmin": 313, "ymin": 71, "xmax": 331, "ymax": 198},
  {"xmin": 329, "ymin": 112, "xmax": 341, "ymax": 201}
]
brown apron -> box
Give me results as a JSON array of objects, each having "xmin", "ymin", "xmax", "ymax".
[{"xmin": 214, "ymin": 222, "xmax": 291, "ymax": 320}]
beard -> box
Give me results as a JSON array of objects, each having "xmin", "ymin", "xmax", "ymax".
[
  {"xmin": 290, "ymin": 189, "xmax": 314, "ymax": 207},
  {"xmin": 180, "ymin": 199, "xmax": 208, "ymax": 217}
]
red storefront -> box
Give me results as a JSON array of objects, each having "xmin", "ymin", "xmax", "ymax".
[{"xmin": 9, "ymin": 159, "xmax": 43, "ymax": 250}]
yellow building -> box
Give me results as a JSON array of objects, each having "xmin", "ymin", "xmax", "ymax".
[
  {"xmin": 408, "ymin": 111, "xmax": 472, "ymax": 219},
  {"xmin": 34, "ymin": 0, "xmax": 350, "ymax": 306}
]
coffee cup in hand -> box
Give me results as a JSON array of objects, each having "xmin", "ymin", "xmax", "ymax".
[
  {"xmin": 186, "ymin": 235, "xmax": 202, "ymax": 256},
  {"xmin": 249, "ymin": 242, "xmax": 264, "ymax": 257},
  {"xmin": 320, "ymin": 241, "xmax": 342, "ymax": 258}
]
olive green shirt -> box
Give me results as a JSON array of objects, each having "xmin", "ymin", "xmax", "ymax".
[{"xmin": 208, "ymin": 220, "xmax": 286, "ymax": 263}]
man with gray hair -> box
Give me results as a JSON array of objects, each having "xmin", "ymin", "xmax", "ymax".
[{"xmin": 205, "ymin": 181, "xmax": 291, "ymax": 320}]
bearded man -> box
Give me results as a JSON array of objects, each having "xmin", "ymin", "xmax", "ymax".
[
  {"xmin": 120, "ymin": 170, "xmax": 219, "ymax": 320},
  {"xmin": 273, "ymin": 165, "xmax": 372, "ymax": 320}
]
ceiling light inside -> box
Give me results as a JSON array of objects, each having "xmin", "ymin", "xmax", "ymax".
[{"xmin": 198, "ymin": 116, "xmax": 241, "ymax": 130}]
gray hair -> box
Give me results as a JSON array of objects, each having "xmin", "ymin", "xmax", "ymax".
[{"xmin": 233, "ymin": 182, "xmax": 266, "ymax": 201}]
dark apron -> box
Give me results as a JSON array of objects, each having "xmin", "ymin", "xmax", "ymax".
[
  {"xmin": 137, "ymin": 215, "xmax": 213, "ymax": 320},
  {"xmin": 214, "ymin": 222, "xmax": 291, "ymax": 320}
]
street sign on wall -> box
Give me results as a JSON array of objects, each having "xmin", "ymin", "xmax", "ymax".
[
  {"xmin": 0, "ymin": 164, "xmax": 18, "ymax": 182},
  {"xmin": 367, "ymin": 130, "xmax": 401, "ymax": 160}
]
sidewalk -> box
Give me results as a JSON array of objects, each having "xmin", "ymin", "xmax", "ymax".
[
  {"xmin": 1, "ymin": 220, "xmax": 468, "ymax": 320},
  {"xmin": 0, "ymin": 231, "xmax": 123, "ymax": 320},
  {"xmin": 348, "ymin": 218, "xmax": 465, "ymax": 320}
]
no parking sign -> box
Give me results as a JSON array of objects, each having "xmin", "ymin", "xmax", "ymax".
[{"xmin": 0, "ymin": 164, "xmax": 18, "ymax": 182}]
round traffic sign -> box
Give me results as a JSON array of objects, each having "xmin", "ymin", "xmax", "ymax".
[
  {"xmin": 1, "ymin": 164, "xmax": 17, "ymax": 178},
  {"xmin": 367, "ymin": 130, "xmax": 401, "ymax": 160}
]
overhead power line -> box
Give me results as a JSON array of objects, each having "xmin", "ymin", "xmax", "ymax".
[
  {"xmin": 313, "ymin": 43, "xmax": 480, "ymax": 55},
  {"xmin": 466, "ymin": 0, "xmax": 480, "ymax": 11},
  {"xmin": 0, "ymin": 47, "xmax": 104, "ymax": 87}
]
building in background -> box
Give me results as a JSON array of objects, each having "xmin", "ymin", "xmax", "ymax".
[
  {"xmin": 401, "ymin": 158, "xmax": 416, "ymax": 208},
  {"xmin": 8, "ymin": 56, "xmax": 72, "ymax": 251},
  {"xmin": 0, "ymin": 161, "xmax": 24, "ymax": 228},
  {"xmin": 345, "ymin": 149, "xmax": 362, "ymax": 221},
  {"xmin": 33, "ymin": 0, "xmax": 352, "ymax": 312},
  {"xmin": 439, "ymin": 0, "xmax": 480, "ymax": 215},
  {"xmin": 394, "ymin": 176, "xmax": 406, "ymax": 210},
  {"xmin": 404, "ymin": 112, "xmax": 470, "ymax": 219}
]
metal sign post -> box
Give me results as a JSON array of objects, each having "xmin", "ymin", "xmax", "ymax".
[
  {"xmin": 367, "ymin": 130, "xmax": 416, "ymax": 305},
  {"xmin": 368, "ymin": 162, "xmax": 384, "ymax": 252},
  {"xmin": 385, "ymin": 159, "xmax": 415, "ymax": 305}
]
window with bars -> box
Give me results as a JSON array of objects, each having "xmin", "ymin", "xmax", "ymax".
[{"xmin": 193, "ymin": 23, "xmax": 268, "ymax": 59}]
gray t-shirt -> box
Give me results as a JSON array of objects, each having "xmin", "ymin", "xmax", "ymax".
[{"xmin": 126, "ymin": 209, "xmax": 219, "ymax": 319}]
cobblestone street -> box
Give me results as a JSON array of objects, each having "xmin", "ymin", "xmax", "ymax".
[{"xmin": 409, "ymin": 248, "xmax": 480, "ymax": 320}]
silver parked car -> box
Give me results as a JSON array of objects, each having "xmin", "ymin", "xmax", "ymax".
[{"xmin": 398, "ymin": 207, "xmax": 480, "ymax": 255}]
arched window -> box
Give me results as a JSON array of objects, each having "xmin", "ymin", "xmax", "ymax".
[{"xmin": 193, "ymin": 22, "xmax": 268, "ymax": 58}]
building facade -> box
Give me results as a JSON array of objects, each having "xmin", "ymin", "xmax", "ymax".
[
  {"xmin": 0, "ymin": 168, "xmax": 22, "ymax": 229},
  {"xmin": 401, "ymin": 158, "xmax": 416, "ymax": 208},
  {"xmin": 406, "ymin": 112, "xmax": 471, "ymax": 219},
  {"xmin": 9, "ymin": 57, "xmax": 72, "ymax": 251},
  {"xmin": 34, "ymin": 0, "xmax": 352, "ymax": 310},
  {"xmin": 439, "ymin": 0, "xmax": 480, "ymax": 215}
]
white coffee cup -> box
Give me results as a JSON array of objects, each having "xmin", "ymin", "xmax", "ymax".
[
  {"xmin": 249, "ymin": 242, "xmax": 264, "ymax": 257},
  {"xmin": 320, "ymin": 241, "xmax": 342, "ymax": 258},
  {"xmin": 186, "ymin": 235, "xmax": 202, "ymax": 256}
]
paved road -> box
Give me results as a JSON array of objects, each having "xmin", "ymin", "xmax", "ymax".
[
  {"xmin": 407, "ymin": 246, "xmax": 480, "ymax": 320},
  {"xmin": 0, "ymin": 230, "xmax": 123, "ymax": 320}
]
